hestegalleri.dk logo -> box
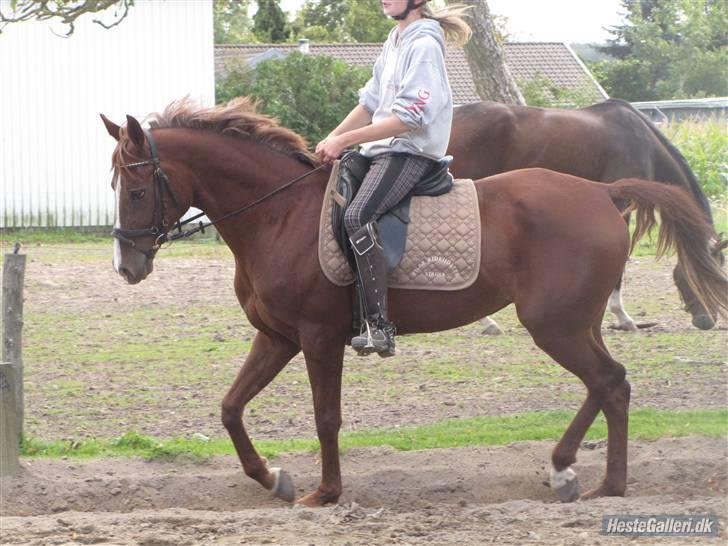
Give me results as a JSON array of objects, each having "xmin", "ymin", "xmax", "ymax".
[{"xmin": 602, "ymin": 514, "xmax": 720, "ymax": 536}]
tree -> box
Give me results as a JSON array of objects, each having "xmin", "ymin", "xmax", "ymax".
[
  {"xmin": 0, "ymin": 0, "xmax": 134, "ymax": 35},
  {"xmin": 217, "ymin": 52, "xmax": 370, "ymax": 145},
  {"xmin": 214, "ymin": 0, "xmax": 255, "ymax": 44},
  {"xmin": 596, "ymin": 0, "xmax": 727, "ymax": 100},
  {"xmin": 297, "ymin": 0, "xmax": 348, "ymax": 36},
  {"xmin": 291, "ymin": 0, "xmax": 392, "ymax": 43},
  {"xmin": 448, "ymin": 0, "xmax": 524, "ymax": 104},
  {"xmin": 345, "ymin": 0, "xmax": 394, "ymax": 42},
  {"xmin": 253, "ymin": 0, "xmax": 290, "ymax": 43}
]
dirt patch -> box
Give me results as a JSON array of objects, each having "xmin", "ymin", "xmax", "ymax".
[
  {"xmin": 14, "ymin": 245, "xmax": 728, "ymax": 442},
  {"xmin": 1, "ymin": 437, "xmax": 725, "ymax": 545}
]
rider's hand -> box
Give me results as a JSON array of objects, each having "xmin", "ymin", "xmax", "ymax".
[{"xmin": 316, "ymin": 134, "xmax": 349, "ymax": 163}]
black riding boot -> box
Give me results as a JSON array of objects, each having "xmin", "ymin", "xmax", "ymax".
[{"xmin": 349, "ymin": 222, "xmax": 396, "ymax": 357}]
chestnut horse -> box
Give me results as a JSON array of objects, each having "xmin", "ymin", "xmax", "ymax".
[
  {"xmin": 101, "ymin": 98, "xmax": 727, "ymax": 506},
  {"xmin": 448, "ymin": 99, "xmax": 726, "ymax": 331}
]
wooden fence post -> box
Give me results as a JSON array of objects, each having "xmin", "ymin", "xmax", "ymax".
[
  {"xmin": 2, "ymin": 248, "xmax": 25, "ymax": 441},
  {"xmin": 0, "ymin": 363, "xmax": 20, "ymax": 476}
]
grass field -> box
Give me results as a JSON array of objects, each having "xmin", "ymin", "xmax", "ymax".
[{"xmin": 20, "ymin": 408, "xmax": 728, "ymax": 460}]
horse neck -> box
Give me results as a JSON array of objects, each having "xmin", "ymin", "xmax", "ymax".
[{"xmin": 159, "ymin": 129, "xmax": 327, "ymax": 257}]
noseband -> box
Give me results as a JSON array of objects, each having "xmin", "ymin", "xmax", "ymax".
[
  {"xmin": 112, "ymin": 129, "xmax": 329, "ymax": 258},
  {"xmin": 112, "ymin": 129, "xmax": 180, "ymax": 258}
]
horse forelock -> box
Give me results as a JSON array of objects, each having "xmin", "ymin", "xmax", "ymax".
[
  {"xmin": 144, "ymin": 96, "xmax": 320, "ymax": 167},
  {"xmin": 111, "ymin": 125, "xmax": 149, "ymax": 177}
]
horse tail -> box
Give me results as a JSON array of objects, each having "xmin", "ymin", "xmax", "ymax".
[
  {"xmin": 605, "ymin": 98, "xmax": 714, "ymax": 224},
  {"xmin": 607, "ymin": 179, "xmax": 728, "ymax": 319}
]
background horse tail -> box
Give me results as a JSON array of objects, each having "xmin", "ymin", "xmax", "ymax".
[
  {"xmin": 607, "ymin": 179, "xmax": 728, "ymax": 319},
  {"xmin": 605, "ymin": 98, "xmax": 714, "ymax": 225}
]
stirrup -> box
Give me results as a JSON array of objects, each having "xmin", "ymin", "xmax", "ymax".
[{"xmin": 351, "ymin": 320, "xmax": 395, "ymax": 357}]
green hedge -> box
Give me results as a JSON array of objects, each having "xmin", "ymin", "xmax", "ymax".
[{"xmin": 662, "ymin": 118, "xmax": 727, "ymax": 199}]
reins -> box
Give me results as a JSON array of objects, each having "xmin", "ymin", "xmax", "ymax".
[
  {"xmin": 113, "ymin": 129, "xmax": 328, "ymax": 256},
  {"xmin": 166, "ymin": 161, "xmax": 329, "ymax": 243}
]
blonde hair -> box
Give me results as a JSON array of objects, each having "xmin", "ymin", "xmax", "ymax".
[{"xmin": 422, "ymin": 2, "xmax": 473, "ymax": 47}]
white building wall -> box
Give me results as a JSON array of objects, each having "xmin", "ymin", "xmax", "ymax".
[{"xmin": 0, "ymin": 0, "xmax": 214, "ymax": 227}]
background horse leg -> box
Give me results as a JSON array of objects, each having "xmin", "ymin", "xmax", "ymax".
[
  {"xmin": 296, "ymin": 335, "xmax": 346, "ymax": 507},
  {"xmin": 478, "ymin": 316, "xmax": 504, "ymax": 335},
  {"xmin": 221, "ymin": 331, "xmax": 300, "ymax": 501},
  {"xmin": 609, "ymin": 273, "xmax": 638, "ymax": 331}
]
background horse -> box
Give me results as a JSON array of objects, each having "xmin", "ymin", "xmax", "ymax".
[
  {"xmin": 448, "ymin": 99, "xmax": 725, "ymax": 331},
  {"xmin": 101, "ymin": 98, "xmax": 727, "ymax": 507}
]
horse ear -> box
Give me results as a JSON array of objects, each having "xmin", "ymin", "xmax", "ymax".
[
  {"xmin": 125, "ymin": 114, "xmax": 146, "ymax": 148},
  {"xmin": 100, "ymin": 114, "xmax": 120, "ymax": 141}
]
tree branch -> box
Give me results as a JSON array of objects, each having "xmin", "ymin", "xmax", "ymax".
[{"xmin": 0, "ymin": 0, "xmax": 135, "ymax": 36}]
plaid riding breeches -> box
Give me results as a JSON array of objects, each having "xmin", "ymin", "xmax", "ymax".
[{"xmin": 343, "ymin": 153, "xmax": 434, "ymax": 237}]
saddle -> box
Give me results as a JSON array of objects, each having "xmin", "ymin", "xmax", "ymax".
[{"xmin": 332, "ymin": 150, "xmax": 454, "ymax": 271}]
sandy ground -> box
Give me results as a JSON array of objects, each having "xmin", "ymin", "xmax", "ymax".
[{"xmin": 1, "ymin": 436, "xmax": 726, "ymax": 545}]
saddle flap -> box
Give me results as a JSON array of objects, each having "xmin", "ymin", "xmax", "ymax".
[
  {"xmin": 332, "ymin": 151, "xmax": 372, "ymax": 268},
  {"xmin": 378, "ymin": 195, "xmax": 412, "ymax": 271}
]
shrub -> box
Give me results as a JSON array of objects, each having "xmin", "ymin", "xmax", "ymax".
[
  {"xmin": 216, "ymin": 52, "xmax": 370, "ymax": 146},
  {"xmin": 519, "ymin": 73, "xmax": 601, "ymax": 108},
  {"xmin": 662, "ymin": 118, "xmax": 728, "ymax": 199}
]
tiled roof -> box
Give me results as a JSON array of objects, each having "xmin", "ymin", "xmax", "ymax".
[{"xmin": 215, "ymin": 42, "xmax": 607, "ymax": 105}]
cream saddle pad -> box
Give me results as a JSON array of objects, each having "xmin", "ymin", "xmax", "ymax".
[{"xmin": 318, "ymin": 161, "xmax": 481, "ymax": 290}]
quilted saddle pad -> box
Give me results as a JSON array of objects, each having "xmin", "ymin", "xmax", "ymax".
[{"xmin": 318, "ymin": 160, "xmax": 481, "ymax": 291}]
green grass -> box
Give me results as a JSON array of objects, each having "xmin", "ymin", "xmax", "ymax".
[
  {"xmin": 663, "ymin": 118, "xmax": 728, "ymax": 200},
  {"xmin": 1, "ymin": 228, "xmax": 110, "ymax": 245},
  {"xmin": 20, "ymin": 408, "xmax": 727, "ymax": 461},
  {"xmin": 0, "ymin": 232, "xmax": 229, "ymax": 262}
]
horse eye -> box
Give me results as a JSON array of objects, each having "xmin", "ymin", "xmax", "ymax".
[{"xmin": 130, "ymin": 189, "xmax": 146, "ymax": 200}]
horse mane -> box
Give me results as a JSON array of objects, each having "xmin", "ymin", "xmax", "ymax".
[{"xmin": 145, "ymin": 96, "xmax": 320, "ymax": 167}]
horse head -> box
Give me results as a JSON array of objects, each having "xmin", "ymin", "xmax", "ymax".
[{"xmin": 101, "ymin": 114, "xmax": 192, "ymax": 284}]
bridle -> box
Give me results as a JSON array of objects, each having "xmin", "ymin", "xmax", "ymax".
[
  {"xmin": 112, "ymin": 129, "xmax": 328, "ymax": 258},
  {"xmin": 111, "ymin": 129, "xmax": 180, "ymax": 258}
]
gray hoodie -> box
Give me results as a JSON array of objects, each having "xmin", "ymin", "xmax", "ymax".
[{"xmin": 358, "ymin": 18, "xmax": 453, "ymax": 160}]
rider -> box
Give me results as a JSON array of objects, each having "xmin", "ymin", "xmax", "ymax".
[{"xmin": 316, "ymin": 0, "xmax": 471, "ymax": 357}]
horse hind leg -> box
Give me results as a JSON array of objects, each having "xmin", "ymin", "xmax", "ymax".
[{"xmin": 522, "ymin": 316, "xmax": 630, "ymax": 502}]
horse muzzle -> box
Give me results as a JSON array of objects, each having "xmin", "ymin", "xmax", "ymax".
[{"xmin": 691, "ymin": 313, "xmax": 716, "ymax": 330}]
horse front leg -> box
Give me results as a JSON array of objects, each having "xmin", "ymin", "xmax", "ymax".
[
  {"xmin": 296, "ymin": 336, "xmax": 346, "ymax": 507},
  {"xmin": 221, "ymin": 330, "xmax": 300, "ymax": 501}
]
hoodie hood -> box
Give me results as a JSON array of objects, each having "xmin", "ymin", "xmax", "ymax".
[{"xmin": 389, "ymin": 18, "xmax": 446, "ymax": 55}]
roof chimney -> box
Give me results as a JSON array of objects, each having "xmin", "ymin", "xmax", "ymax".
[{"xmin": 298, "ymin": 38, "xmax": 310, "ymax": 55}]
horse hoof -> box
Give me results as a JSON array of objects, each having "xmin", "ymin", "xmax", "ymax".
[
  {"xmin": 580, "ymin": 484, "xmax": 625, "ymax": 500},
  {"xmin": 609, "ymin": 321, "xmax": 638, "ymax": 332},
  {"xmin": 270, "ymin": 467, "xmax": 295, "ymax": 502},
  {"xmin": 555, "ymin": 475, "xmax": 580, "ymax": 502},
  {"xmin": 481, "ymin": 324, "xmax": 503, "ymax": 335},
  {"xmin": 550, "ymin": 467, "xmax": 579, "ymax": 502}
]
